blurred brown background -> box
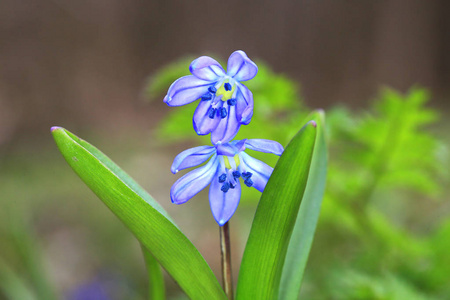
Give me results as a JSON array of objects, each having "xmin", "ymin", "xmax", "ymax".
[{"xmin": 0, "ymin": 0, "xmax": 449, "ymax": 147}]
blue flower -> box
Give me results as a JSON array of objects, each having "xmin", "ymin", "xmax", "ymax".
[
  {"xmin": 164, "ymin": 51, "xmax": 258, "ymax": 144},
  {"xmin": 170, "ymin": 139, "xmax": 283, "ymax": 225}
]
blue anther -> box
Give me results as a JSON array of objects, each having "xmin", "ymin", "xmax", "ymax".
[
  {"xmin": 229, "ymin": 181, "xmax": 236, "ymax": 189},
  {"xmin": 218, "ymin": 173, "xmax": 227, "ymax": 183},
  {"xmin": 208, "ymin": 86, "xmax": 217, "ymax": 93},
  {"xmin": 201, "ymin": 93, "xmax": 212, "ymax": 101},
  {"xmin": 227, "ymin": 98, "xmax": 236, "ymax": 106},
  {"xmin": 224, "ymin": 83, "xmax": 232, "ymax": 91},
  {"xmin": 208, "ymin": 108, "xmax": 216, "ymax": 119},
  {"xmin": 220, "ymin": 107, "xmax": 227, "ymax": 119},
  {"xmin": 242, "ymin": 172, "xmax": 253, "ymax": 179},
  {"xmin": 232, "ymin": 171, "xmax": 241, "ymax": 179},
  {"xmin": 244, "ymin": 178, "xmax": 253, "ymax": 187},
  {"xmin": 221, "ymin": 182, "xmax": 230, "ymax": 193}
]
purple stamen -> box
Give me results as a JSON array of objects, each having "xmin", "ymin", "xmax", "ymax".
[
  {"xmin": 208, "ymin": 108, "xmax": 216, "ymax": 119},
  {"xmin": 201, "ymin": 93, "xmax": 212, "ymax": 101},
  {"xmin": 218, "ymin": 173, "xmax": 227, "ymax": 183},
  {"xmin": 221, "ymin": 182, "xmax": 230, "ymax": 193},
  {"xmin": 244, "ymin": 178, "xmax": 253, "ymax": 187},
  {"xmin": 227, "ymin": 98, "xmax": 236, "ymax": 106},
  {"xmin": 219, "ymin": 107, "xmax": 227, "ymax": 119},
  {"xmin": 224, "ymin": 83, "xmax": 232, "ymax": 91},
  {"xmin": 242, "ymin": 172, "xmax": 253, "ymax": 180}
]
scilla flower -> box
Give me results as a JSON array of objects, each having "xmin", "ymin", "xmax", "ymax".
[
  {"xmin": 164, "ymin": 51, "xmax": 257, "ymax": 144},
  {"xmin": 170, "ymin": 139, "xmax": 283, "ymax": 225}
]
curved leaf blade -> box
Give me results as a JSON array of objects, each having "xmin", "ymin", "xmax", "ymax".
[
  {"xmin": 51, "ymin": 127, "xmax": 226, "ymax": 300},
  {"xmin": 236, "ymin": 119, "xmax": 317, "ymax": 299},
  {"xmin": 279, "ymin": 110, "xmax": 327, "ymax": 299}
]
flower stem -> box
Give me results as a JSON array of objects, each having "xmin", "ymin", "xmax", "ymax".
[{"xmin": 220, "ymin": 222, "xmax": 234, "ymax": 300}]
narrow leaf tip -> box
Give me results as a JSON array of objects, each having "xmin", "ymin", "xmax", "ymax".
[{"xmin": 51, "ymin": 126, "xmax": 62, "ymax": 132}]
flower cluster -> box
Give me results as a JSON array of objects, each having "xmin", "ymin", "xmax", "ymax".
[{"xmin": 165, "ymin": 51, "xmax": 283, "ymax": 226}]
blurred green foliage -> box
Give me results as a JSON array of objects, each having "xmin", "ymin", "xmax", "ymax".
[{"xmin": 147, "ymin": 58, "xmax": 449, "ymax": 299}]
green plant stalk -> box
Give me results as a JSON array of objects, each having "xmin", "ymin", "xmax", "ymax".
[
  {"xmin": 141, "ymin": 245, "xmax": 165, "ymax": 300},
  {"xmin": 220, "ymin": 223, "xmax": 234, "ymax": 300}
]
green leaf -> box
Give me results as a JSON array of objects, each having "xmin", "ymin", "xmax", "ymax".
[
  {"xmin": 278, "ymin": 111, "xmax": 327, "ymax": 299},
  {"xmin": 141, "ymin": 245, "xmax": 165, "ymax": 300},
  {"xmin": 51, "ymin": 127, "xmax": 226, "ymax": 300},
  {"xmin": 236, "ymin": 111, "xmax": 326, "ymax": 299}
]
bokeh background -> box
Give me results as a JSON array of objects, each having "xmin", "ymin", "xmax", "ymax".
[{"xmin": 1, "ymin": 1, "xmax": 449, "ymax": 299}]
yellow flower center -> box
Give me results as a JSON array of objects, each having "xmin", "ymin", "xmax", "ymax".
[{"xmin": 215, "ymin": 81, "xmax": 235, "ymax": 101}]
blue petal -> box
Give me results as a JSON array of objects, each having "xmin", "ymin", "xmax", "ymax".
[
  {"xmin": 210, "ymin": 103, "xmax": 240, "ymax": 145},
  {"xmin": 209, "ymin": 169, "xmax": 241, "ymax": 226},
  {"xmin": 164, "ymin": 75, "xmax": 212, "ymax": 106},
  {"xmin": 235, "ymin": 84, "xmax": 254, "ymax": 125},
  {"xmin": 190, "ymin": 56, "xmax": 225, "ymax": 81},
  {"xmin": 216, "ymin": 143, "xmax": 236, "ymax": 156},
  {"xmin": 239, "ymin": 152, "xmax": 273, "ymax": 193},
  {"xmin": 245, "ymin": 139, "xmax": 284, "ymax": 156},
  {"xmin": 193, "ymin": 100, "xmax": 221, "ymax": 135},
  {"xmin": 171, "ymin": 145, "xmax": 215, "ymax": 174},
  {"xmin": 232, "ymin": 139, "xmax": 247, "ymax": 152},
  {"xmin": 226, "ymin": 50, "xmax": 258, "ymax": 82},
  {"xmin": 216, "ymin": 139, "xmax": 247, "ymax": 156},
  {"xmin": 170, "ymin": 155, "xmax": 218, "ymax": 204}
]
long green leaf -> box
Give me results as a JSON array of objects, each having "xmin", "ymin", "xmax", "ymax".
[
  {"xmin": 51, "ymin": 127, "xmax": 226, "ymax": 300},
  {"xmin": 278, "ymin": 111, "xmax": 327, "ymax": 299},
  {"xmin": 236, "ymin": 112, "xmax": 326, "ymax": 299}
]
